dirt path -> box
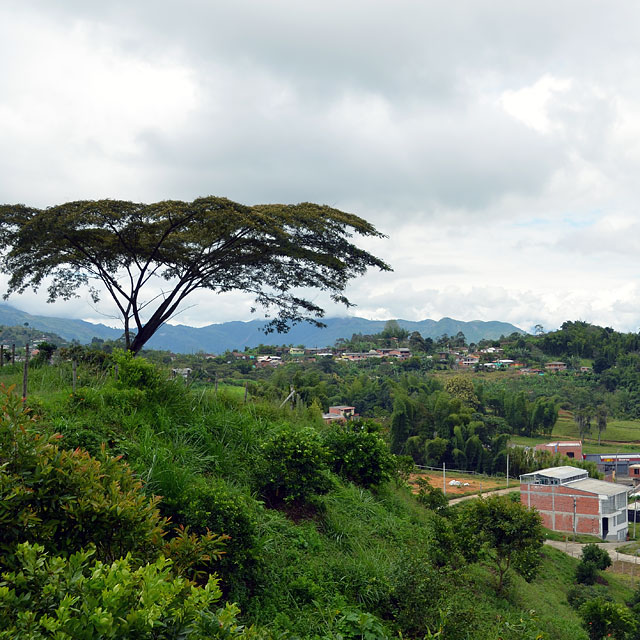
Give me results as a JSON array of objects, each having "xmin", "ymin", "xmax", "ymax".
[
  {"xmin": 447, "ymin": 487, "xmax": 519, "ymax": 505},
  {"xmin": 544, "ymin": 539, "xmax": 640, "ymax": 563}
]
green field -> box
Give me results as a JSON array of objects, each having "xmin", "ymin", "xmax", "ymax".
[{"xmin": 511, "ymin": 413, "xmax": 640, "ymax": 454}]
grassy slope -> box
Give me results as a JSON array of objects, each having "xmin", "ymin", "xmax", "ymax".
[
  {"xmin": 511, "ymin": 413, "xmax": 640, "ymax": 454},
  {"xmin": 6, "ymin": 361, "xmax": 637, "ymax": 639}
]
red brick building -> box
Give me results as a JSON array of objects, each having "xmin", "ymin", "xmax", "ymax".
[
  {"xmin": 534, "ymin": 441, "xmax": 583, "ymax": 460},
  {"xmin": 322, "ymin": 406, "xmax": 358, "ymax": 424},
  {"xmin": 520, "ymin": 466, "xmax": 628, "ymax": 541}
]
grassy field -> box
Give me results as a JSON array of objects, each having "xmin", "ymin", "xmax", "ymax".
[{"xmin": 511, "ymin": 412, "xmax": 640, "ymax": 454}]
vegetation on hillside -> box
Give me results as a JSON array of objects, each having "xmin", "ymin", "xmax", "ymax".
[{"xmin": 1, "ymin": 349, "xmax": 638, "ymax": 638}]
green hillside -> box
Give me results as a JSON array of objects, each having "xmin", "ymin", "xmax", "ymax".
[{"xmin": 0, "ymin": 355, "xmax": 636, "ymax": 639}]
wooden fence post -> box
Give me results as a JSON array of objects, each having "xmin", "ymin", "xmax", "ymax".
[
  {"xmin": 0, "ymin": 345, "xmax": 3, "ymax": 368},
  {"xmin": 214, "ymin": 373, "xmax": 218, "ymax": 394},
  {"xmin": 244, "ymin": 381, "xmax": 248, "ymax": 403},
  {"xmin": 11, "ymin": 344, "xmax": 15, "ymax": 366},
  {"xmin": 22, "ymin": 343, "xmax": 29, "ymax": 402},
  {"xmin": 72, "ymin": 359, "xmax": 77, "ymax": 393}
]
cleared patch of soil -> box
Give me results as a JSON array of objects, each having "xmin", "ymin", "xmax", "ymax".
[{"xmin": 409, "ymin": 470, "xmax": 507, "ymax": 495}]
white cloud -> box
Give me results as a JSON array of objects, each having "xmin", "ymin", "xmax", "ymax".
[
  {"xmin": 500, "ymin": 75, "xmax": 573, "ymax": 134},
  {"xmin": 2, "ymin": 1, "xmax": 640, "ymax": 334}
]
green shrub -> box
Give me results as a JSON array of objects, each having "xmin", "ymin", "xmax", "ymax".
[
  {"xmin": 567, "ymin": 584, "xmax": 612, "ymax": 610},
  {"xmin": 579, "ymin": 597, "xmax": 636, "ymax": 640},
  {"xmin": 392, "ymin": 454, "xmax": 415, "ymax": 487},
  {"xmin": 67, "ymin": 386, "xmax": 105, "ymax": 411},
  {"xmin": 0, "ymin": 541, "xmax": 275, "ymax": 639},
  {"xmin": 0, "ymin": 386, "xmax": 166, "ymax": 564},
  {"xmin": 575, "ymin": 561, "xmax": 599, "ymax": 585},
  {"xmin": 162, "ymin": 525, "xmax": 229, "ymax": 585},
  {"xmin": 174, "ymin": 477, "xmax": 259, "ymax": 595},
  {"xmin": 581, "ymin": 543, "xmax": 612, "ymax": 570},
  {"xmin": 113, "ymin": 349, "xmax": 164, "ymax": 391},
  {"xmin": 324, "ymin": 424, "xmax": 394, "ymax": 489},
  {"xmin": 390, "ymin": 547, "xmax": 461, "ymax": 637},
  {"xmin": 255, "ymin": 426, "xmax": 332, "ymax": 507},
  {"xmin": 325, "ymin": 609, "xmax": 391, "ymax": 640},
  {"xmin": 415, "ymin": 477, "xmax": 449, "ymax": 514}
]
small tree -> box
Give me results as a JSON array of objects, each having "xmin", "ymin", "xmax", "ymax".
[
  {"xmin": 596, "ymin": 405, "xmax": 608, "ymax": 446},
  {"xmin": 256, "ymin": 427, "xmax": 331, "ymax": 508},
  {"xmin": 576, "ymin": 544, "xmax": 611, "ymax": 585},
  {"xmin": 324, "ymin": 424, "xmax": 394, "ymax": 489},
  {"xmin": 415, "ymin": 477, "xmax": 448, "ymax": 514},
  {"xmin": 458, "ymin": 495, "xmax": 544, "ymax": 593},
  {"xmin": 444, "ymin": 376, "xmax": 478, "ymax": 408}
]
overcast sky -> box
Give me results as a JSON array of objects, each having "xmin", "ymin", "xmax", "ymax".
[{"xmin": 2, "ymin": 1, "xmax": 640, "ymax": 334}]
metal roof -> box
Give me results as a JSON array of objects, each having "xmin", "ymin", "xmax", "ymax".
[
  {"xmin": 569, "ymin": 478, "xmax": 630, "ymax": 496},
  {"xmin": 531, "ymin": 466, "xmax": 589, "ymax": 480},
  {"xmin": 542, "ymin": 441, "xmax": 582, "ymax": 447}
]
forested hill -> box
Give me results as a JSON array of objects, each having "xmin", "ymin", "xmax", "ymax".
[{"xmin": 0, "ymin": 304, "xmax": 523, "ymax": 353}]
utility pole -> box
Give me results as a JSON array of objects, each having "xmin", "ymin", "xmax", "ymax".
[
  {"xmin": 443, "ymin": 462, "xmax": 446, "ymax": 494},
  {"xmin": 22, "ymin": 343, "xmax": 29, "ymax": 402},
  {"xmin": 573, "ymin": 497, "xmax": 577, "ymax": 542},
  {"xmin": 506, "ymin": 453, "xmax": 510, "ymax": 488}
]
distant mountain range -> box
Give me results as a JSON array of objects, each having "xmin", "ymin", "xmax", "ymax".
[{"xmin": 0, "ymin": 304, "xmax": 525, "ymax": 353}]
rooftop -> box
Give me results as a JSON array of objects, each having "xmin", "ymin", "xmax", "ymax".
[
  {"xmin": 542, "ymin": 441, "xmax": 582, "ymax": 447},
  {"xmin": 570, "ymin": 478, "xmax": 629, "ymax": 497},
  {"xmin": 531, "ymin": 466, "xmax": 589, "ymax": 480}
]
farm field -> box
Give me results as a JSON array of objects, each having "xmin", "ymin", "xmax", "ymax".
[{"xmin": 410, "ymin": 469, "xmax": 508, "ymax": 496}]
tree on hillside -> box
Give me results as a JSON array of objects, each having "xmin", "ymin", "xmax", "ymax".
[
  {"xmin": 458, "ymin": 495, "xmax": 544, "ymax": 593},
  {"xmin": 596, "ymin": 405, "xmax": 608, "ymax": 445},
  {"xmin": 444, "ymin": 375, "xmax": 478, "ymax": 408},
  {"xmin": 0, "ymin": 197, "xmax": 390, "ymax": 354},
  {"xmin": 575, "ymin": 407, "xmax": 594, "ymax": 442},
  {"xmin": 380, "ymin": 319, "xmax": 409, "ymax": 342}
]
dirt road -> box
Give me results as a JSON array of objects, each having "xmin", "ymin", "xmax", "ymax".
[{"xmin": 447, "ymin": 487, "xmax": 519, "ymax": 505}]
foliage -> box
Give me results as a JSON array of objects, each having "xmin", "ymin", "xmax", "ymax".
[
  {"xmin": 415, "ymin": 477, "xmax": 449, "ymax": 513},
  {"xmin": 113, "ymin": 348, "xmax": 164, "ymax": 391},
  {"xmin": 575, "ymin": 561, "xmax": 600, "ymax": 586},
  {"xmin": 256, "ymin": 426, "xmax": 332, "ymax": 507},
  {"xmin": 568, "ymin": 584, "xmax": 613, "ymax": 610},
  {"xmin": 579, "ymin": 597, "xmax": 636, "ymax": 640},
  {"xmin": 444, "ymin": 375, "xmax": 478, "ymax": 407},
  {"xmin": 318, "ymin": 608, "xmax": 391, "ymax": 640},
  {"xmin": 324, "ymin": 423, "xmax": 394, "ymax": 488},
  {"xmin": 0, "ymin": 197, "xmax": 389, "ymax": 353},
  {"xmin": 582, "ymin": 544, "xmax": 612, "ymax": 570},
  {"xmin": 457, "ymin": 495, "xmax": 544, "ymax": 593},
  {"xmin": 392, "ymin": 454, "xmax": 415, "ymax": 486},
  {"xmin": 575, "ymin": 546, "xmax": 611, "ymax": 586},
  {"xmin": 1, "ymin": 350, "xmax": 637, "ymax": 639},
  {"xmin": 0, "ymin": 385, "xmax": 166, "ymax": 564},
  {"xmin": 0, "ymin": 542, "xmax": 274, "ymax": 640},
  {"xmin": 162, "ymin": 525, "xmax": 229, "ymax": 585},
  {"xmin": 172, "ymin": 477, "xmax": 259, "ymax": 595}
]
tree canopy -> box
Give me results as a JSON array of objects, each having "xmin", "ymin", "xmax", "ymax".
[{"xmin": 0, "ymin": 197, "xmax": 390, "ymax": 353}]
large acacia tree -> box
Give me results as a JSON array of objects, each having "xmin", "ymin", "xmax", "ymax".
[{"xmin": 0, "ymin": 197, "xmax": 390, "ymax": 354}]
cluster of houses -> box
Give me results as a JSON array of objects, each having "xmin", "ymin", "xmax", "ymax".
[{"xmin": 227, "ymin": 346, "xmax": 414, "ymax": 368}]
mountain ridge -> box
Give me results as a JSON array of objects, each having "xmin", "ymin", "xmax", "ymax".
[{"xmin": 0, "ymin": 304, "xmax": 525, "ymax": 353}]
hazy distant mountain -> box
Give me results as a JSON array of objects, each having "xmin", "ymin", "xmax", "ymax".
[{"xmin": 0, "ymin": 304, "xmax": 524, "ymax": 353}]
